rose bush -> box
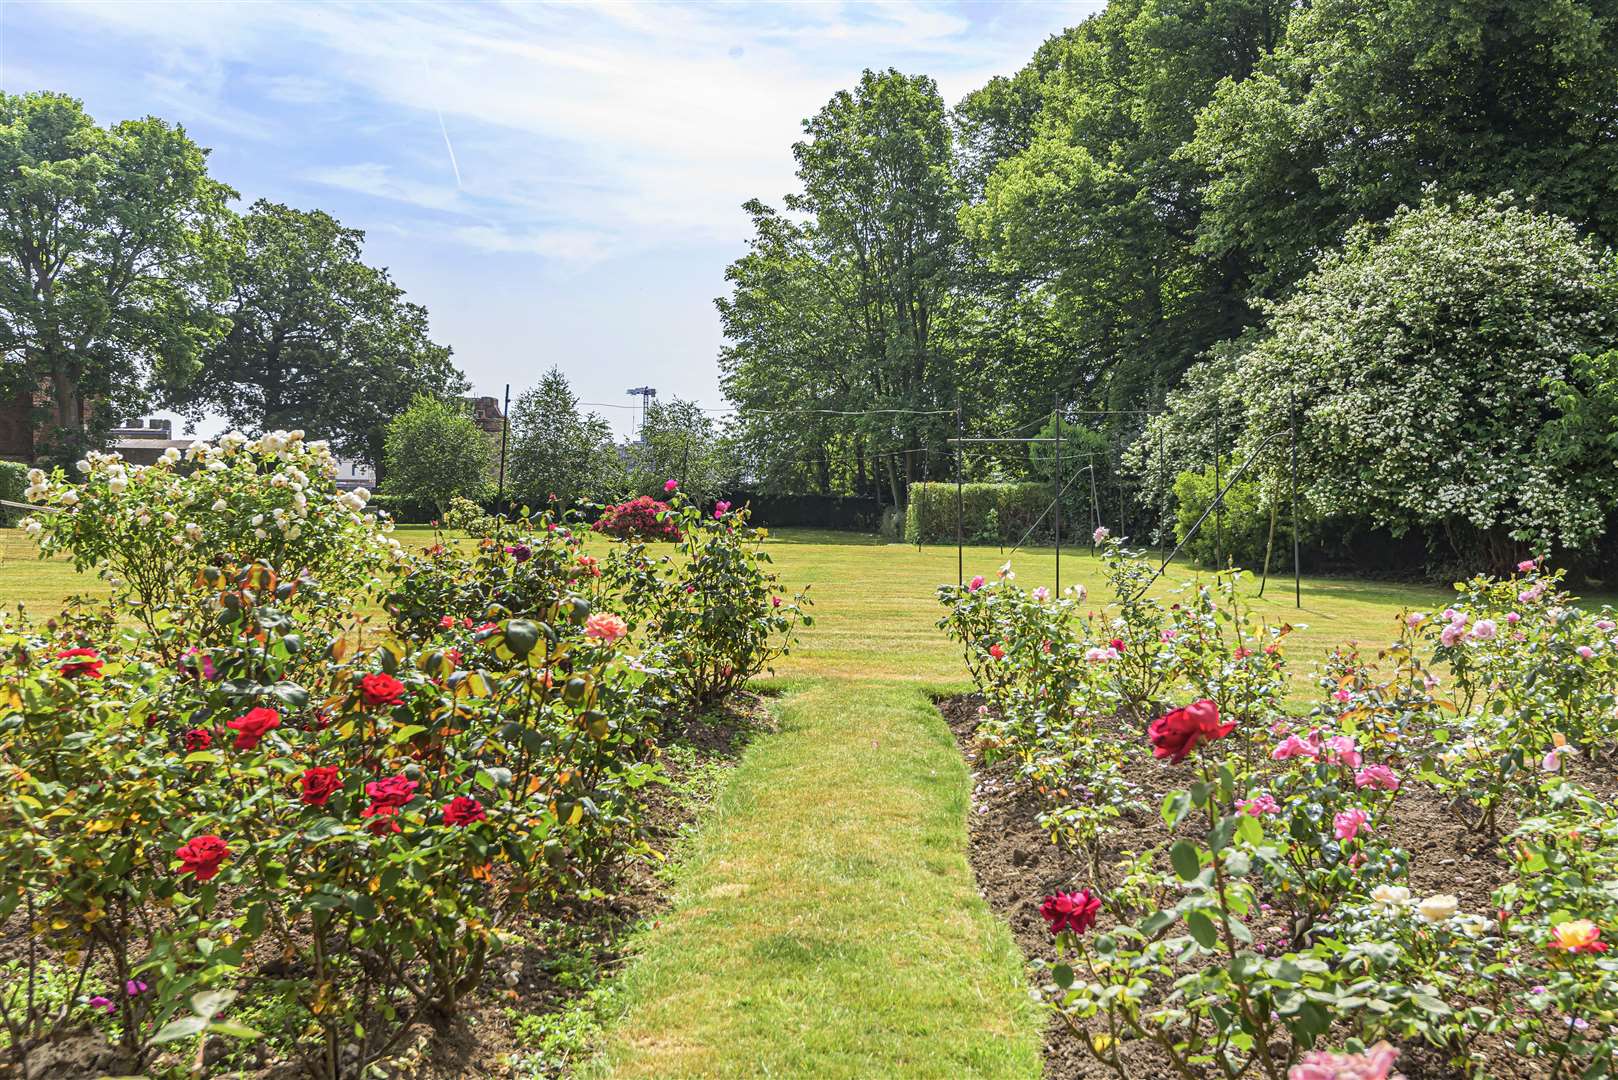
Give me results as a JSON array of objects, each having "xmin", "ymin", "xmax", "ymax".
[
  {"xmin": 2, "ymin": 461, "xmax": 800, "ymax": 1076},
  {"xmin": 939, "ymin": 540, "xmax": 1618, "ymax": 1077}
]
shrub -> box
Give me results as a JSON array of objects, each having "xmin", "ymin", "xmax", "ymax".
[
  {"xmin": 904, "ymin": 481, "xmax": 1051, "ymax": 546},
  {"xmin": 593, "ymin": 495, "xmax": 681, "ymax": 541},
  {"xmin": 20, "ymin": 433, "xmax": 400, "ymax": 632},
  {"xmin": 604, "ymin": 490, "xmax": 810, "ymax": 708},
  {"xmin": 1171, "ymin": 459, "xmax": 1294, "ymax": 571},
  {"xmin": 938, "ymin": 539, "xmax": 1618, "ymax": 1077}
]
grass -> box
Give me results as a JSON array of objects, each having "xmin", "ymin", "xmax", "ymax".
[{"xmin": 0, "ymin": 525, "xmax": 1474, "ymax": 1078}]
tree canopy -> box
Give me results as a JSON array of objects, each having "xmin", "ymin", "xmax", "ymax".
[
  {"xmin": 170, "ymin": 200, "xmax": 464, "ymax": 471},
  {"xmin": 506, "ymin": 366, "xmax": 621, "ymax": 509},
  {"xmin": 0, "ymin": 91, "xmax": 235, "ymax": 462},
  {"xmin": 381, "ymin": 395, "xmax": 492, "ymax": 517}
]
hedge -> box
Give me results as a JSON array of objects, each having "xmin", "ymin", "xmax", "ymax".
[
  {"xmin": 0, "ymin": 461, "xmax": 27, "ymax": 526},
  {"xmin": 904, "ymin": 481, "xmax": 1054, "ymax": 546}
]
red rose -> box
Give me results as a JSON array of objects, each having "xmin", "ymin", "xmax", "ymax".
[
  {"xmin": 1147, "ymin": 699, "xmax": 1234, "ymax": 763},
  {"xmin": 988, "ymin": 643, "xmax": 1006, "ymax": 660},
  {"xmin": 1108, "ymin": 638, "xmax": 1126, "ymax": 653},
  {"xmin": 183, "ymin": 728, "xmax": 212, "ymax": 752},
  {"xmin": 360, "ymin": 673, "xmax": 406, "ymax": 708},
  {"xmin": 56, "ymin": 647, "xmax": 104, "ymax": 679},
  {"xmin": 1041, "ymin": 889, "xmax": 1102, "ymax": 936},
  {"xmin": 361, "ymin": 803, "xmax": 402, "ymax": 835},
  {"xmin": 364, "ymin": 775, "xmax": 419, "ymax": 808},
  {"xmin": 300, "ymin": 766, "xmax": 341, "ymax": 806},
  {"xmin": 175, "ymin": 835, "xmax": 230, "ymax": 881},
  {"xmin": 442, "ymin": 795, "xmax": 487, "ymax": 827},
  {"xmin": 438, "ymin": 615, "xmax": 457, "ymax": 629},
  {"xmin": 226, "ymin": 706, "xmax": 280, "ymax": 751}
]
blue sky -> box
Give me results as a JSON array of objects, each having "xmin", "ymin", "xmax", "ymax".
[{"xmin": 0, "ymin": 1, "xmax": 1100, "ymax": 438}]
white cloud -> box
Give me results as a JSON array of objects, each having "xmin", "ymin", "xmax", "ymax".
[{"xmin": 15, "ymin": 1, "xmax": 1103, "ymax": 264}]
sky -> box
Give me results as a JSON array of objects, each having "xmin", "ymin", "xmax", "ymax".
[{"xmin": 0, "ymin": 0, "xmax": 1101, "ymax": 438}]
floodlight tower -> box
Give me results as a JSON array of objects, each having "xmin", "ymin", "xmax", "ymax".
[{"xmin": 626, "ymin": 386, "xmax": 657, "ymax": 439}]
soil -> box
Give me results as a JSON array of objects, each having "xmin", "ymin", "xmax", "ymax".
[
  {"xmin": 939, "ymin": 692, "xmax": 1618, "ymax": 1080},
  {"xmin": 1, "ymin": 694, "xmax": 772, "ymax": 1080}
]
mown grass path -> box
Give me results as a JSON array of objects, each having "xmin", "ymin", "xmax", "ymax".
[{"xmin": 588, "ymin": 534, "xmax": 1460, "ymax": 1077}]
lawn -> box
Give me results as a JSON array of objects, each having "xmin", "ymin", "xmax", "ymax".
[{"xmin": 0, "ymin": 525, "xmax": 1478, "ymax": 1078}]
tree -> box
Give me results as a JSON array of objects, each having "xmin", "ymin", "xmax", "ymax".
[
  {"xmin": 0, "ymin": 91, "xmax": 234, "ymax": 462},
  {"xmin": 506, "ymin": 367, "xmax": 621, "ymax": 508},
  {"xmin": 171, "ymin": 200, "xmax": 465, "ymax": 472},
  {"xmin": 625, "ymin": 398, "xmax": 735, "ymax": 503},
  {"xmin": 1172, "ymin": 195, "xmax": 1618, "ymax": 567},
  {"xmin": 718, "ymin": 69, "xmax": 962, "ymax": 506},
  {"xmin": 957, "ymin": 0, "xmax": 1286, "ymax": 419},
  {"xmin": 381, "ymin": 395, "xmax": 492, "ymax": 518},
  {"xmin": 1189, "ymin": 0, "xmax": 1618, "ymax": 294}
]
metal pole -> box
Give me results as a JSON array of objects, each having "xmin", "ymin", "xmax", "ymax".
[
  {"xmin": 1054, "ymin": 401, "xmax": 1062, "ymax": 596},
  {"xmin": 944, "ymin": 408, "xmax": 957, "ymax": 592},
  {"xmin": 1088, "ymin": 454, "xmax": 1100, "ymax": 554},
  {"xmin": 497, "ymin": 382, "xmax": 510, "ymax": 515},
  {"xmin": 1158, "ymin": 429, "xmax": 1167, "ymax": 561},
  {"xmin": 1291, "ymin": 389, "xmax": 1301, "ymax": 608},
  {"xmin": 1214, "ymin": 408, "xmax": 1223, "ymax": 568}
]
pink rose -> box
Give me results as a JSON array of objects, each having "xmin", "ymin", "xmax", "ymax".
[
  {"xmin": 1355, "ymin": 764, "xmax": 1400, "ymax": 791},
  {"xmin": 1241, "ymin": 793, "xmax": 1280, "ymax": 816},
  {"xmin": 664, "ymin": 479, "xmax": 678, "ymax": 493},
  {"xmin": 968, "ymin": 575, "xmax": 985, "ymax": 592},
  {"xmin": 1333, "ymin": 808, "xmax": 1370, "ymax": 842},
  {"xmin": 1471, "ymin": 619, "xmax": 1497, "ymax": 641},
  {"xmin": 1272, "ymin": 733, "xmax": 1322, "ymax": 761},
  {"xmin": 1517, "ymin": 560, "xmax": 1537, "ymax": 573},
  {"xmin": 1325, "ymin": 735, "xmax": 1362, "ymax": 769}
]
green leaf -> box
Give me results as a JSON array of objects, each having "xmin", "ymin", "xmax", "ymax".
[
  {"xmin": 1185, "ymin": 910, "xmax": 1218, "ymax": 948},
  {"xmin": 206, "ymin": 1020, "xmax": 263, "ymax": 1040},
  {"xmin": 1170, "ymin": 839, "xmax": 1201, "ymax": 881},
  {"xmin": 190, "ymin": 988, "xmax": 236, "ymax": 1021},
  {"xmin": 150, "ymin": 1016, "xmax": 208, "ymax": 1044}
]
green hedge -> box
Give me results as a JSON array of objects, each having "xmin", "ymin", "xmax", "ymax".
[
  {"xmin": 0, "ymin": 461, "xmax": 27, "ymax": 526},
  {"xmin": 904, "ymin": 481, "xmax": 1054, "ymax": 546}
]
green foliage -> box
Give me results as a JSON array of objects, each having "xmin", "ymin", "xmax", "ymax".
[
  {"xmin": 508, "ymin": 367, "xmax": 623, "ymax": 508},
  {"xmin": 718, "ymin": 69, "xmax": 960, "ymax": 501},
  {"xmin": 623, "ymin": 398, "xmax": 735, "ymax": 503},
  {"xmin": 1189, "ymin": 0, "xmax": 1618, "ymax": 293},
  {"xmin": 1172, "ymin": 459, "xmax": 1291, "ymax": 572},
  {"xmin": 0, "ymin": 91, "xmax": 235, "ymax": 463},
  {"xmin": 0, "ymin": 461, "xmax": 25, "ymax": 525},
  {"xmin": 170, "ymin": 200, "xmax": 465, "ymax": 471},
  {"xmin": 1218, "ymin": 195, "xmax": 1618, "ymax": 563},
  {"xmin": 381, "ymin": 394, "xmax": 493, "ymax": 518},
  {"xmin": 903, "ymin": 481, "xmax": 1051, "ymax": 546}
]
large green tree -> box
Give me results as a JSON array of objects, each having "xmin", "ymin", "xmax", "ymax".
[
  {"xmin": 0, "ymin": 91, "xmax": 234, "ymax": 461},
  {"xmin": 625, "ymin": 398, "xmax": 736, "ymax": 503},
  {"xmin": 719, "ymin": 69, "xmax": 962, "ymax": 506},
  {"xmin": 506, "ymin": 366, "xmax": 621, "ymax": 508},
  {"xmin": 958, "ymin": 0, "xmax": 1287, "ymax": 419},
  {"xmin": 171, "ymin": 200, "xmax": 465, "ymax": 471},
  {"xmin": 1189, "ymin": 0, "xmax": 1618, "ymax": 293},
  {"xmin": 1154, "ymin": 196, "xmax": 1618, "ymax": 567},
  {"xmin": 381, "ymin": 395, "xmax": 492, "ymax": 518}
]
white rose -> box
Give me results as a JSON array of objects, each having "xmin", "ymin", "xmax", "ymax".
[
  {"xmin": 26, "ymin": 468, "xmax": 44, "ymax": 484},
  {"xmin": 59, "ymin": 489, "xmax": 79, "ymax": 506},
  {"xmin": 184, "ymin": 523, "xmax": 202, "ymax": 540},
  {"xmin": 107, "ymin": 476, "xmax": 127, "ymax": 494},
  {"xmin": 211, "ymin": 499, "xmax": 228, "ymax": 512},
  {"xmin": 253, "ymin": 527, "xmax": 268, "ymax": 539},
  {"xmin": 161, "ymin": 511, "xmax": 177, "ymax": 526},
  {"xmin": 352, "ymin": 487, "xmax": 370, "ymax": 504},
  {"xmin": 1370, "ymin": 885, "xmax": 1412, "ymax": 914},
  {"xmin": 206, "ymin": 461, "xmax": 227, "ymax": 472},
  {"xmin": 1417, "ymin": 894, "xmax": 1459, "ymax": 923},
  {"xmin": 23, "ymin": 519, "xmax": 42, "ymax": 538}
]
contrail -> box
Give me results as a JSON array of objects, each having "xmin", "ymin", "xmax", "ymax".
[{"xmin": 435, "ymin": 106, "xmax": 463, "ymax": 188}]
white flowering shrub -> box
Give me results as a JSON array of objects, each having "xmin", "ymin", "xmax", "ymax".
[{"xmin": 21, "ymin": 430, "xmax": 401, "ymax": 622}]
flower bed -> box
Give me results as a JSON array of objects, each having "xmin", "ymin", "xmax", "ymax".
[
  {"xmin": 1, "ymin": 446, "xmax": 807, "ymax": 1078},
  {"xmin": 939, "ymin": 537, "xmax": 1618, "ymax": 1079}
]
